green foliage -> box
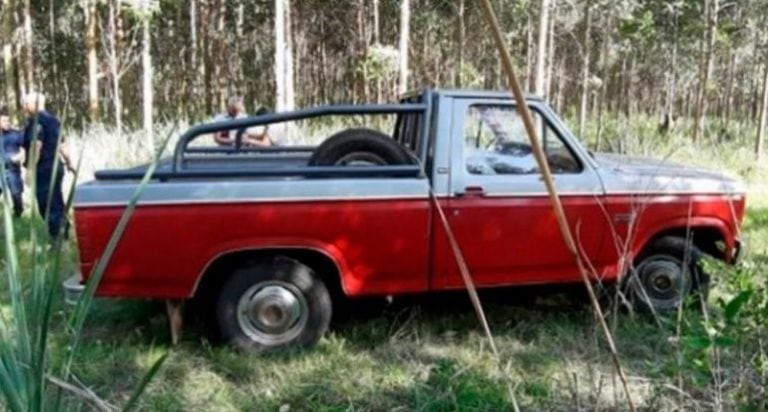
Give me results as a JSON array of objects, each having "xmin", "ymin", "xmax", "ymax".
[{"xmin": 0, "ymin": 131, "xmax": 172, "ymax": 411}]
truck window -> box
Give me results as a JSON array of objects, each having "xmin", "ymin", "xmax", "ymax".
[{"xmin": 464, "ymin": 105, "xmax": 581, "ymax": 175}]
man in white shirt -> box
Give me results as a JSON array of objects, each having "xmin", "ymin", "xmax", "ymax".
[{"xmin": 213, "ymin": 96, "xmax": 272, "ymax": 147}]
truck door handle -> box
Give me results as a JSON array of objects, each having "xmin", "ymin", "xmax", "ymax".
[{"xmin": 455, "ymin": 186, "xmax": 486, "ymax": 197}]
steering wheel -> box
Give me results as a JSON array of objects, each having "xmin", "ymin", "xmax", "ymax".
[{"xmin": 487, "ymin": 140, "xmax": 532, "ymax": 157}]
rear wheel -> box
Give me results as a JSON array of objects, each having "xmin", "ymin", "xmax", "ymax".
[
  {"xmin": 627, "ymin": 236, "xmax": 709, "ymax": 313},
  {"xmin": 216, "ymin": 256, "xmax": 332, "ymax": 351}
]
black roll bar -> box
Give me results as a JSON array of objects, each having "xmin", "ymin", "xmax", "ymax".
[{"xmin": 173, "ymin": 103, "xmax": 428, "ymax": 172}]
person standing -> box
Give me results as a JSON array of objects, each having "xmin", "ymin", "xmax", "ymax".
[
  {"xmin": 22, "ymin": 92, "xmax": 74, "ymax": 238},
  {"xmin": 0, "ymin": 107, "xmax": 26, "ymax": 217}
]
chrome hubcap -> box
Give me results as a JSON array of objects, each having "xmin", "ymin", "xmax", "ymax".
[
  {"xmin": 634, "ymin": 256, "xmax": 691, "ymax": 307},
  {"xmin": 237, "ymin": 281, "xmax": 308, "ymax": 345},
  {"xmin": 335, "ymin": 151, "xmax": 387, "ymax": 166}
]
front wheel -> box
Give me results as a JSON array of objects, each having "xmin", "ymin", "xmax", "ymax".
[
  {"xmin": 627, "ymin": 236, "xmax": 709, "ymax": 313},
  {"xmin": 216, "ymin": 256, "xmax": 332, "ymax": 351}
]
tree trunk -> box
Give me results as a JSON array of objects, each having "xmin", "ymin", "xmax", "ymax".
[
  {"xmin": 357, "ymin": 0, "xmax": 368, "ymax": 103},
  {"xmin": 141, "ymin": 15, "xmax": 154, "ymax": 148},
  {"xmin": 48, "ymin": 0, "xmax": 59, "ymax": 105},
  {"xmin": 274, "ymin": 0, "xmax": 294, "ymax": 113},
  {"xmin": 201, "ymin": 0, "xmax": 212, "ymax": 114},
  {"xmin": 373, "ymin": 0, "xmax": 381, "ymax": 102},
  {"xmin": 86, "ymin": 0, "xmax": 99, "ymax": 122},
  {"xmin": 215, "ymin": 0, "xmax": 226, "ymax": 107},
  {"xmin": 724, "ymin": 49, "xmax": 736, "ymax": 129},
  {"xmin": 455, "ymin": 0, "xmax": 465, "ymax": 88},
  {"xmin": 534, "ymin": 0, "xmax": 550, "ymax": 97},
  {"xmin": 21, "ymin": 0, "xmax": 33, "ymax": 95},
  {"xmin": 618, "ymin": 57, "xmax": 627, "ymax": 117},
  {"xmin": 693, "ymin": 0, "xmax": 718, "ymax": 142},
  {"xmin": 525, "ymin": 11, "xmax": 533, "ymax": 90},
  {"xmin": 757, "ymin": 61, "xmax": 768, "ymax": 161},
  {"xmin": 625, "ymin": 58, "xmax": 634, "ymax": 117},
  {"xmin": 664, "ymin": 11, "xmax": 679, "ymax": 123},
  {"xmin": 275, "ymin": 0, "xmax": 285, "ymax": 110},
  {"xmin": 189, "ymin": 0, "xmax": 199, "ymax": 118},
  {"xmin": 594, "ymin": 11, "xmax": 612, "ymax": 150},
  {"xmin": 1, "ymin": 0, "xmax": 17, "ymax": 114},
  {"xmin": 544, "ymin": 2, "xmax": 555, "ymax": 101},
  {"xmin": 235, "ymin": 0, "xmax": 244, "ymax": 92},
  {"xmin": 285, "ymin": 0, "xmax": 295, "ymax": 111},
  {"xmin": 107, "ymin": 0, "xmax": 122, "ymax": 134},
  {"xmin": 577, "ymin": 0, "xmax": 591, "ymax": 139},
  {"xmin": 398, "ymin": 0, "xmax": 410, "ymax": 95}
]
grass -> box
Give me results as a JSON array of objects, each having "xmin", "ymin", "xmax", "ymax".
[{"xmin": 2, "ymin": 114, "xmax": 768, "ymax": 410}]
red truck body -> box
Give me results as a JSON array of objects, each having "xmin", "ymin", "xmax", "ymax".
[{"xmin": 75, "ymin": 193, "xmax": 744, "ymax": 299}]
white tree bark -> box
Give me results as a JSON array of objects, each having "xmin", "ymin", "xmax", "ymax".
[
  {"xmin": 578, "ymin": 1, "xmax": 591, "ymax": 138},
  {"xmin": 86, "ymin": 0, "xmax": 99, "ymax": 122},
  {"xmin": 141, "ymin": 14, "xmax": 154, "ymax": 148},
  {"xmin": 2, "ymin": 0, "xmax": 16, "ymax": 113},
  {"xmin": 398, "ymin": 0, "xmax": 410, "ymax": 95},
  {"xmin": 107, "ymin": 0, "xmax": 121, "ymax": 134},
  {"xmin": 756, "ymin": 61, "xmax": 768, "ymax": 161},
  {"xmin": 274, "ymin": 0, "xmax": 294, "ymax": 112},
  {"xmin": 190, "ymin": 0, "xmax": 198, "ymax": 113},
  {"xmin": 693, "ymin": 0, "xmax": 718, "ymax": 142},
  {"xmin": 274, "ymin": 0, "xmax": 285, "ymax": 111},
  {"xmin": 285, "ymin": 0, "xmax": 294, "ymax": 112},
  {"xmin": 21, "ymin": 0, "xmax": 33, "ymax": 95},
  {"xmin": 455, "ymin": 0, "xmax": 465, "ymax": 88},
  {"xmin": 534, "ymin": 0, "xmax": 550, "ymax": 98}
]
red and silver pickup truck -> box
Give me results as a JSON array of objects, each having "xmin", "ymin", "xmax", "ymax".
[{"xmin": 68, "ymin": 90, "xmax": 746, "ymax": 350}]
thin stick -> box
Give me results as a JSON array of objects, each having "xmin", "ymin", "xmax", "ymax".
[
  {"xmin": 477, "ymin": 1, "xmax": 635, "ymax": 411},
  {"xmin": 47, "ymin": 375, "xmax": 116, "ymax": 412}
]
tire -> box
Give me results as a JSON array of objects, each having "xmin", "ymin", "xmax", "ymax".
[
  {"xmin": 216, "ymin": 256, "xmax": 332, "ymax": 351},
  {"xmin": 627, "ymin": 236, "xmax": 709, "ymax": 313},
  {"xmin": 308, "ymin": 128, "xmax": 412, "ymax": 166}
]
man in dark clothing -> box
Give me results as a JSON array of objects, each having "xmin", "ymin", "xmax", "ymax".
[
  {"xmin": 0, "ymin": 107, "xmax": 25, "ymax": 217},
  {"xmin": 22, "ymin": 92, "xmax": 74, "ymax": 238}
]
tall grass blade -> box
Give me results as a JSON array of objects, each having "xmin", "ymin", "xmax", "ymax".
[
  {"xmin": 0, "ymin": 159, "xmax": 31, "ymax": 408},
  {"xmin": 61, "ymin": 127, "xmax": 175, "ymax": 381},
  {"xmin": 121, "ymin": 353, "xmax": 168, "ymax": 412},
  {"xmin": 49, "ymin": 145, "xmax": 85, "ymax": 411}
]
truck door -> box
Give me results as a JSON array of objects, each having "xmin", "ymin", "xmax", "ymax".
[{"xmin": 434, "ymin": 98, "xmax": 607, "ymax": 289}]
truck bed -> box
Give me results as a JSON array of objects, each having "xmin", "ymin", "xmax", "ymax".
[{"xmin": 94, "ymin": 147, "xmax": 317, "ymax": 181}]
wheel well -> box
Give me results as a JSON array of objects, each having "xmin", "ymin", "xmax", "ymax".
[
  {"xmin": 642, "ymin": 226, "xmax": 726, "ymax": 261},
  {"xmin": 193, "ymin": 248, "xmax": 345, "ymax": 302}
]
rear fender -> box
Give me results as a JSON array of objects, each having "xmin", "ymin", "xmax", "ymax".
[{"xmin": 190, "ymin": 237, "xmax": 352, "ymax": 297}]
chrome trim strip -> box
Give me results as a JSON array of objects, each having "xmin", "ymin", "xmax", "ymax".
[
  {"xmin": 75, "ymin": 194, "xmax": 430, "ymax": 208},
  {"xmin": 74, "ymin": 178, "xmax": 433, "ymax": 208}
]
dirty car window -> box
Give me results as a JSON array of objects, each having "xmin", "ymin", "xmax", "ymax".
[{"xmin": 464, "ymin": 105, "xmax": 581, "ymax": 175}]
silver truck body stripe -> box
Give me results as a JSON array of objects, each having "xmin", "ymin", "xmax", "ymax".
[{"xmin": 74, "ymin": 178, "xmax": 432, "ymax": 208}]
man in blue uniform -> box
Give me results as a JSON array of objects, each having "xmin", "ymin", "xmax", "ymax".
[
  {"xmin": 22, "ymin": 93, "xmax": 74, "ymax": 238},
  {"xmin": 0, "ymin": 107, "xmax": 25, "ymax": 217}
]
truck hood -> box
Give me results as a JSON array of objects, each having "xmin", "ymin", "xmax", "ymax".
[{"xmin": 593, "ymin": 153, "xmax": 746, "ymax": 195}]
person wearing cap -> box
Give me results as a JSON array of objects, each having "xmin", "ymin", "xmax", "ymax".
[
  {"xmin": 0, "ymin": 107, "xmax": 25, "ymax": 217},
  {"xmin": 212, "ymin": 97, "xmax": 273, "ymax": 147},
  {"xmin": 22, "ymin": 92, "xmax": 74, "ymax": 238}
]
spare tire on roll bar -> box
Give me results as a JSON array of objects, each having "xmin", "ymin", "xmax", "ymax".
[{"xmin": 308, "ymin": 128, "xmax": 412, "ymax": 166}]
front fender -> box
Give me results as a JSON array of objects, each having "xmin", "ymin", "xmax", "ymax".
[{"xmin": 632, "ymin": 216, "xmax": 735, "ymax": 261}]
